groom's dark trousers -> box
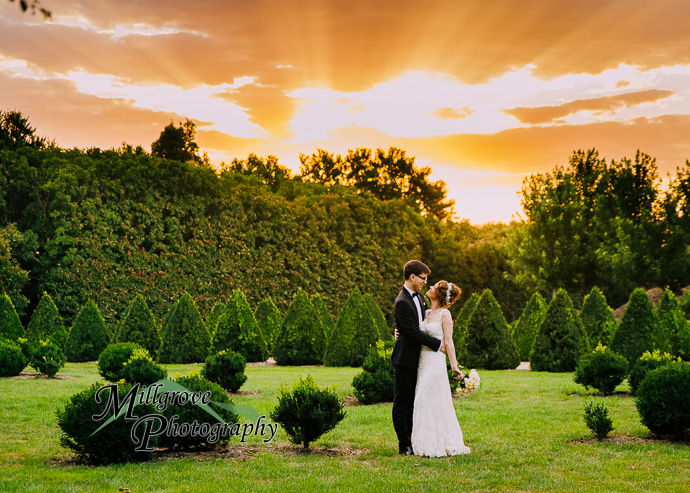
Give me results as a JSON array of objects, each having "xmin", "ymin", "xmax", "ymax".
[{"xmin": 391, "ymin": 288, "xmax": 442, "ymax": 454}]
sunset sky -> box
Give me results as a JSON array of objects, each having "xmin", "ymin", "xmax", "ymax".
[{"xmin": 2, "ymin": 0, "xmax": 690, "ymax": 224}]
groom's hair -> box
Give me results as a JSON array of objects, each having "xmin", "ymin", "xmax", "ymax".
[{"xmin": 403, "ymin": 260, "xmax": 430, "ymax": 280}]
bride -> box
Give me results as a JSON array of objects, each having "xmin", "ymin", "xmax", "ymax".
[{"xmin": 411, "ymin": 280, "xmax": 471, "ymax": 457}]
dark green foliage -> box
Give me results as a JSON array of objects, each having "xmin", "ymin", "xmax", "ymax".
[
  {"xmin": 269, "ymin": 375, "xmax": 346, "ymax": 449},
  {"xmin": 364, "ymin": 293, "xmax": 391, "ymax": 342},
  {"xmin": 158, "ymin": 292, "xmax": 210, "ymax": 364},
  {"xmin": 628, "ymin": 350, "xmax": 680, "ymax": 395},
  {"xmin": 211, "ymin": 290, "xmax": 268, "ymax": 363},
  {"xmin": 454, "ymin": 292, "xmax": 480, "ymax": 352},
  {"xmin": 151, "ymin": 118, "xmax": 202, "ymax": 164},
  {"xmin": 0, "ymin": 225, "xmax": 30, "ymax": 317},
  {"xmin": 635, "ymin": 362, "xmax": 690, "ymax": 439},
  {"xmin": 201, "ymin": 350, "xmax": 248, "ymax": 392},
  {"xmin": 311, "ymin": 294, "xmax": 335, "ymax": 341},
  {"xmin": 446, "ymin": 362, "xmax": 461, "ymax": 393},
  {"xmin": 610, "ymin": 288, "xmax": 664, "ymax": 369},
  {"xmin": 273, "ymin": 289, "xmax": 327, "ymax": 365},
  {"xmin": 64, "ymin": 300, "xmax": 110, "ymax": 362},
  {"xmin": 254, "ymin": 298, "xmax": 282, "ymax": 352},
  {"xmin": 116, "ymin": 295, "xmax": 160, "ymax": 358},
  {"xmin": 530, "ymin": 289, "xmax": 586, "ymax": 372},
  {"xmin": 460, "ymin": 289, "xmax": 519, "ymax": 370},
  {"xmin": 657, "ymin": 288, "xmax": 690, "ymax": 361},
  {"xmin": 573, "ymin": 345, "xmax": 629, "ymax": 394},
  {"xmin": 29, "ymin": 339, "xmax": 65, "ymax": 377},
  {"xmin": 98, "ymin": 342, "xmax": 145, "ymax": 382},
  {"xmin": 580, "ymin": 287, "xmax": 617, "ymax": 347},
  {"xmin": 351, "ymin": 341, "xmax": 394, "ymax": 404},
  {"xmin": 0, "ymin": 338, "xmax": 27, "ymax": 377},
  {"xmin": 512, "ymin": 292, "xmax": 547, "ymax": 361},
  {"xmin": 0, "ymin": 293, "xmax": 24, "ymax": 341},
  {"xmin": 120, "ymin": 348, "xmax": 167, "ymax": 385},
  {"xmin": 56, "ymin": 382, "xmax": 157, "ymax": 464},
  {"xmin": 158, "ymin": 372, "xmax": 239, "ymax": 449},
  {"xmin": 324, "ymin": 288, "xmax": 379, "ymax": 367},
  {"xmin": 679, "ymin": 290, "xmax": 690, "ymax": 319},
  {"xmin": 205, "ymin": 301, "xmax": 227, "ymax": 340},
  {"xmin": 583, "ymin": 401, "xmax": 614, "ymax": 441},
  {"xmin": 26, "ymin": 292, "xmax": 67, "ymax": 349}
]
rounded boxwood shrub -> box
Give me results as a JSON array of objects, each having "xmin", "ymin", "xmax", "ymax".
[
  {"xmin": 0, "ymin": 293, "xmax": 24, "ymax": 342},
  {"xmin": 30, "ymin": 340, "xmax": 65, "ymax": 377},
  {"xmin": 580, "ymin": 287, "xmax": 617, "ymax": 347},
  {"xmin": 635, "ymin": 361, "xmax": 690, "ymax": 439},
  {"xmin": 610, "ymin": 288, "xmax": 664, "ymax": 369},
  {"xmin": 26, "ymin": 292, "xmax": 67, "ymax": 349},
  {"xmin": 121, "ymin": 348, "xmax": 168, "ymax": 386},
  {"xmin": 628, "ymin": 350, "xmax": 680, "ymax": 395},
  {"xmin": 56, "ymin": 382, "xmax": 157, "ymax": 464},
  {"xmin": 573, "ymin": 344, "xmax": 628, "ymax": 394},
  {"xmin": 158, "ymin": 292, "xmax": 211, "ymax": 364},
  {"xmin": 158, "ymin": 372, "xmax": 239, "ymax": 449},
  {"xmin": 201, "ymin": 349, "xmax": 248, "ymax": 392},
  {"xmin": 270, "ymin": 375, "xmax": 346, "ymax": 449},
  {"xmin": 0, "ymin": 337, "xmax": 28, "ymax": 377},
  {"xmin": 273, "ymin": 289, "xmax": 327, "ymax": 366},
  {"xmin": 512, "ymin": 292, "xmax": 546, "ymax": 361},
  {"xmin": 98, "ymin": 342, "xmax": 145, "ymax": 382},
  {"xmin": 116, "ymin": 294, "xmax": 160, "ymax": 358},
  {"xmin": 64, "ymin": 300, "xmax": 110, "ymax": 363},
  {"xmin": 211, "ymin": 290, "xmax": 269, "ymax": 363},
  {"xmin": 351, "ymin": 341, "xmax": 394, "ymax": 404}
]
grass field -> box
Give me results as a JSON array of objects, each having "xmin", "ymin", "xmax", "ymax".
[{"xmin": 0, "ymin": 363, "xmax": 688, "ymax": 492}]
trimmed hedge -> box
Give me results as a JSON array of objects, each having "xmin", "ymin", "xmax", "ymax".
[
  {"xmin": 98, "ymin": 342, "xmax": 145, "ymax": 382},
  {"xmin": 635, "ymin": 362, "xmax": 690, "ymax": 439},
  {"xmin": 628, "ymin": 350, "xmax": 680, "ymax": 395},
  {"xmin": 454, "ymin": 292, "xmax": 480, "ymax": 352},
  {"xmin": 657, "ymin": 288, "xmax": 690, "ymax": 361},
  {"xmin": 201, "ymin": 350, "xmax": 248, "ymax": 392},
  {"xmin": 29, "ymin": 339, "xmax": 65, "ymax": 377},
  {"xmin": 512, "ymin": 292, "xmax": 546, "ymax": 361},
  {"xmin": 580, "ymin": 287, "xmax": 617, "ymax": 347},
  {"xmin": 530, "ymin": 289, "xmax": 587, "ymax": 372},
  {"xmin": 273, "ymin": 289, "xmax": 327, "ymax": 365},
  {"xmin": 311, "ymin": 294, "xmax": 336, "ymax": 342},
  {"xmin": 460, "ymin": 289, "xmax": 519, "ymax": 370},
  {"xmin": 364, "ymin": 293, "xmax": 391, "ymax": 342},
  {"xmin": 324, "ymin": 288, "xmax": 379, "ymax": 367},
  {"xmin": 211, "ymin": 290, "xmax": 269, "ymax": 363},
  {"xmin": 205, "ymin": 301, "xmax": 227, "ymax": 340},
  {"xmin": 573, "ymin": 344, "xmax": 628, "ymax": 394},
  {"xmin": 610, "ymin": 288, "xmax": 664, "ymax": 369},
  {"xmin": 158, "ymin": 292, "xmax": 210, "ymax": 364},
  {"xmin": 0, "ymin": 337, "xmax": 27, "ymax": 377},
  {"xmin": 64, "ymin": 300, "xmax": 110, "ymax": 362},
  {"xmin": 351, "ymin": 341, "xmax": 394, "ymax": 404},
  {"xmin": 254, "ymin": 298, "xmax": 282, "ymax": 353},
  {"xmin": 120, "ymin": 348, "xmax": 167, "ymax": 386},
  {"xmin": 0, "ymin": 293, "xmax": 24, "ymax": 341},
  {"xmin": 26, "ymin": 292, "xmax": 67, "ymax": 349},
  {"xmin": 116, "ymin": 294, "xmax": 160, "ymax": 358}
]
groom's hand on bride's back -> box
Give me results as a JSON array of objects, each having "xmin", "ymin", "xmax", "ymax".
[{"xmin": 394, "ymin": 328, "xmax": 399, "ymax": 340}]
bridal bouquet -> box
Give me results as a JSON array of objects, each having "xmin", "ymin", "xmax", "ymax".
[{"xmin": 457, "ymin": 369, "xmax": 480, "ymax": 394}]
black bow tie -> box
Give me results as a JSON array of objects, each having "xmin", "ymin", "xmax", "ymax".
[{"xmin": 411, "ymin": 292, "xmax": 419, "ymax": 299}]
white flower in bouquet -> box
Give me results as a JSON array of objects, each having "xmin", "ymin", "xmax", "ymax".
[{"xmin": 458, "ymin": 369, "xmax": 480, "ymax": 394}]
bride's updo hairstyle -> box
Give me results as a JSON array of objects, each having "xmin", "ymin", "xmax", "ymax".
[{"xmin": 437, "ymin": 281, "xmax": 462, "ymax": 308}]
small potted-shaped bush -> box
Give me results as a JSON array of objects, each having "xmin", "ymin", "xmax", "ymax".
[
  {"xmin": 201, "ymin": 350, "xmax": 248, "ymax": 393},
  {"xmin": 0, "ymin": 338, "xmax": 28, "ymax": 377},
  {"xmin": 120, "ymin": 348, "xmax": 167, "ymax": 386},
  {"xmin": 30, "ymin": 339, "xmax": 65, "ymax": 377},
  {"xmin": 583, "ymin": 401, "xmax": 614, "ymax": 441},
  {"xmin": 351, "ymin": 341, "xmax": 394, "ymax": 404},
  {"xmin": 98, "ymin": 342, "xmax": 146, "ymax": 382},
  {"xmin": 628, "ymin": 350, "xmax": 681, "ymax": 395},
  {"xmin": 270, "ymin": 375, "xmax": 345, "ymax": 450},
  {"xmin": 635, "ymin": 362, "xmax": 690, "ymax": 439},
  {"xmin": 573, "ymin": 344, "xmax": 628, "ymax": 395}
]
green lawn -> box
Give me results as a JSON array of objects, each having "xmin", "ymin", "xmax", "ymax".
[{"xmin": 0, "ymin": 363, "xmax": 688, "ymax": 492}]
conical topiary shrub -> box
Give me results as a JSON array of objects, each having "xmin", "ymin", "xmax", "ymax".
[
  {"xmin": 205, "ymin": 301, "xmax": 227, "ymax": 340},
  {"xmin": 64, "ymin": 300, "xmax": 111, "ymax": 362},
  {"xmin": 512, "ymin": 292, "xmax": 547, "ymax": 361},
  {"xmin": 273, "ymin": 289, "xmax": 327, "ymax": 365},
  {"xmin": 0, "ymin": 293, "xmax": 24, "ymax": 342},
  {"xmin": 254, "ymin": 298, "xmax": 282, "ymax": 352},
  {"xmin": 657, "ymin": 288, "xmax": 690, "ymax": 361},
  {"xmin": 580, "ymin": 287, "xmax": 617, "ymax": 347},
  {"xmin": 116, "ymin": 294, "xmax": 160, "ymax": 357},
  {"xmin": 211, "ymin": 290, "xmax": 269, "ymax": 362},
  {"xmin": 610, "ymin": 288, "xmax": 664, "ymax": 369},
  {"xmin": 325, "ymin": 288, "xmax": 365, "ymax": 367},
  {"xmin": 311, "ymin": 294, "xmax": 335, "ymax": 342},
  {"xmin": 530, "ymin": 289, "xmax": 586, "ymax": 372},
  {"xmin": 454, "ymin": 292, "xmax": 480, "ymax": 353},
  {"xmin": 158, "ymin": 292, "xmax": 210, "ymax": 364},
  {"xmin": 26, "ymin": 292, "xmax": 67, "ymax": 349},
  {"xmin": 364, "ymin": 293, "xmax": 391, "ymax": 342},
  {"xmin": 460, "ymin": 289, "xmax": 519, "ymax": 370}
]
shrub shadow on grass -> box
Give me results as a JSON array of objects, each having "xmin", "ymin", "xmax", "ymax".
[
  {"xmin": 570, "ymin": 434, "xmax": 688, "ymax": 446},
  {"xmin": 9, "ymin": 371, "xmax": 74, "ymax": 380},
  {"xmin": 568, "ymin": 390, "xmax": 631, "ymax": 398}
]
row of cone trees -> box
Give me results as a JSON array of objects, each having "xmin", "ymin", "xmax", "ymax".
[
  {"xmin": 1, "ymin": 287, "xmax": 391, "ymax": 367},
  {"xmin": 454, "ymin": 286, "xmax": 690, "ymax": 372}
]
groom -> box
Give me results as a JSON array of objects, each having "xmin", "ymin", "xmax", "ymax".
[{"xmin": 391, "ymin": 260, "xmax": 445, "ymax": 455}]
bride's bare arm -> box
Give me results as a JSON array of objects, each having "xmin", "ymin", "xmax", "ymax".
[{"xmin": 442, "ymin": 310, "xmax": 463, "ymax": 379}]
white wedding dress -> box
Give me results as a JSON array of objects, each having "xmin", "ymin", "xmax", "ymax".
[{"xmin": 411, "ymin": 309, "xmax": 471, "ymax": 457}]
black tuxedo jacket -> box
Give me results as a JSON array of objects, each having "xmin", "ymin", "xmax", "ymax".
[{"xmin": 390, "ymin": 287, "xmax": 442, "ymax": 369}]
